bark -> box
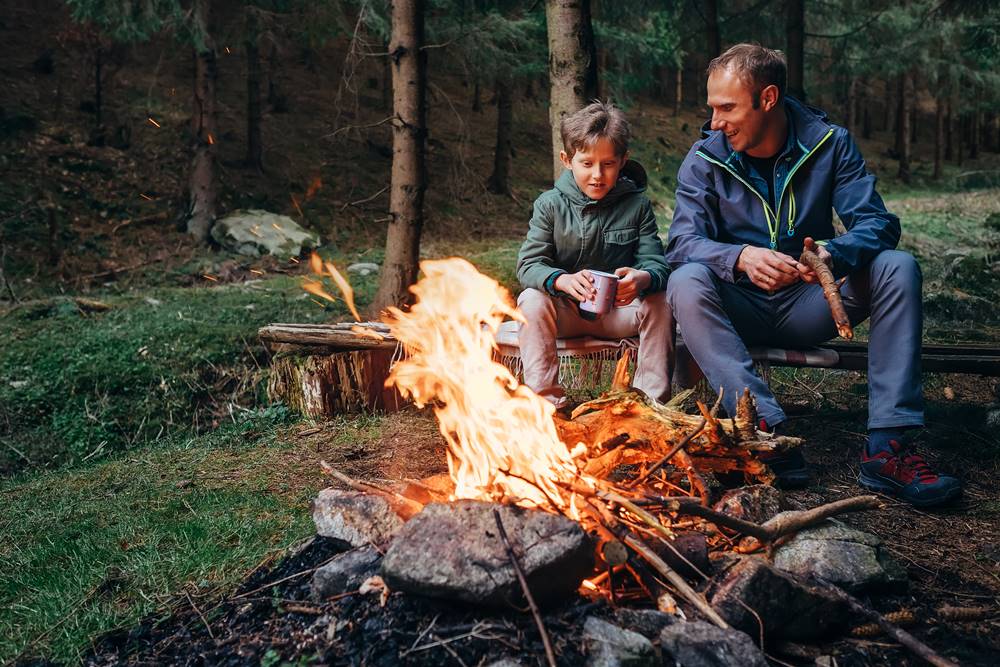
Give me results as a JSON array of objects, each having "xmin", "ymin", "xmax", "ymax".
[
  {"xmin": 471, "ymin": 78, "xmax": 482, "ymax": 112},
  {"xmin": 382, "ymin": 42, "xmax": 392, "ymax": 111},
  {"xmin": 244, "ymin": 5, "xmax": 263, "ymax": 171},
  {"xmin": 545, "ymin": 0, "xmax": 590, "ymax": 180},
  {"xmin": 785, "ymin": 0, "xmax": 805, "ymax": 100},
  {"xmin": 267, "ymin": 349, "xmax": 403, "ymax": 415},
  {"xmin": 884, "ymin": 79, "xmax": 894, "ymax": 133},
  {"xmin": 970, "ymin": 92, "xmax": 980, "ymax": 160},
  {"xmin": 897, "ymin": 72, "xmax": 912, "ymax": 184},
  {"xmin": 934, "ymin": 96, "xmax": 944, "ymax": 180},
  {"xmin": 187, "ymin": 0, "xmax": 218, "ymax": 243},
  {"xmin": 862, "ymin": 102, "xmax": 872, "ymax": 139},
  {"xmin": 846, "ymin": 76, "xmax": 857, "ymax": 137},
  {"xmin": 801, "ymin": 238, "xmax": 852, "ymax": 339},
  {"xmin": 957, "ymin": 112, "xmax": 964, "ymax": 167},
  {"xmin": 945, "ymin": 98, "xmax": 953, "ymax": 160},
  {"xmin": 94, "ymin": 45, "xmax": 103, "ymax": 131},
  {"xmin": 486, "ymin": 78, "xmax": 512, "ymax": 195},
  {"xmin": 704, "ymin": 0, "xmax": 721, "ymax": 59},
  {"xmin": 582, "ymin": 0, "xmax": 598, "ymax": 101},
  {"xmin": 673, "ymin": 66, "xmax": 682, "ymax": 116},
  {"xmin": 372, "ymin": 0, "xmax": 427, "ymax": 313}
]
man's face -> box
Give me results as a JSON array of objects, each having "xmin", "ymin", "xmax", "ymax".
[
  {"xmin": 560, "ymin": 137, "xmax": 627, "ymax": 201},
  {"xmin": 707, "ymin": 67, "xmax": 774, "ymax": 154}
]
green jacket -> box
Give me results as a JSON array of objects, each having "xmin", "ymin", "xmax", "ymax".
[{"xmin": 516, "ymin": 161, "xmax": 670, "ymax": 295}]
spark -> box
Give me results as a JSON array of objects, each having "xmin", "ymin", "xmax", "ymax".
[
  {"xmin": 224, "ymin": 46, "xmax": 231, "ymax": 54},
  {"xmin": 207, "ymin": 133, "xmax": 215, "ymax": 145},
  {"xmin": 271, "ymin": 223, "xmax": 283, "ymax": 231},
  {"xmin": 202, "ymin": 274, "xmax": 218, "ymax": 282},
  {"xmin": 289, "ymin": 257, "xmax": 300, "ymax": 264},
  {"xmin": 139, "ymin": 193, "xmax": 154, "ymax": 201},
  {"xmin": 291, "ymin": 194, "xmax": 304, "ymax": 218},
  {"xmin": 310, "ymin": 298, "xmax": 325, "ymax": 308},
  {"xmin": 250, "ymin": 269, "xmax": 264, "ymax": 275},
  {"xmin": 147, "ymin": 117, "xmax": 161, "ymax": 128}
]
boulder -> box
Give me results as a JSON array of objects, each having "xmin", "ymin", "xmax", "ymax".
[
  {"xmin": 772, "ymin": 518, "xmax": 907, "ymax": 593},
  {"xmin": 347, "ymin": 262, "xmax": 379, "ymax": 276},
  {"xmin": 312, "ymin": 489, "xmax": 404, "ymax": 550},
  {"xmin": 582, "ymin": 617, "xmax": 655, "ymax": 667},
  {"xmin": 311, "ymin": 546, "xmax": 381, "ymax": 600},
  {"xmin": 707, "ymin": 556, "xmax": 849, "ymax": 641},
  {"xmin": 658, "ymin": 621, "xmax": 768, "ymax": 667},
  {"xmin": 613, "ymin": 608, "xmax": 677, "ymax": 640},
  {"xmin": 711, "ymin": 485, "xmax": 786, "ymax": 524},
  {"xmin": 211, "ymin": 209, "xmax": 320, "ymax": 258},
  {"xmin": 380, "ymin": 500, "xmax": 593, "ymax": 605}
]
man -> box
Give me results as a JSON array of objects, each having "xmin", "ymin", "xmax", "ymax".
[{"xmin": 666, "ymin": 44, "xmax": 961, "ymax": 507}]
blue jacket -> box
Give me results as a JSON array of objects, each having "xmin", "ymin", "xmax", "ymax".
[{"xmin": 665, "ymin": 97, "xmax": 900, "ymax": 281}]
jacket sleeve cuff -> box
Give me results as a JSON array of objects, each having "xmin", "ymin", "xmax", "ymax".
[{"xmin": 543, "ymin": 270, "xmax": 565, "ymax": 296}]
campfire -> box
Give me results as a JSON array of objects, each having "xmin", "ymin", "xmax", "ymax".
[{"xmin": 309, "ymin": 258, "xmax": 953, "ymax": 666}]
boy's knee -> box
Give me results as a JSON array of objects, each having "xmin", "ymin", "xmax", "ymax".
[
  {"xmin": 666, "ymin": 263, "xmax": 718, "ymax": 309},
  {"xmin": 517, "ymin": 288, "xmax": 555, "ymax": 317}
]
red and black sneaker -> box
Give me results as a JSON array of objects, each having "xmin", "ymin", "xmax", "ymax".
[{"xmin": 859, "ymin": 440, "xmax": 962, "ymax": 508}]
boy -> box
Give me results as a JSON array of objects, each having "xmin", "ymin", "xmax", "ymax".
[{"xmin": 516, "ymin": 101, "xmax": 673, "ymax": 408}]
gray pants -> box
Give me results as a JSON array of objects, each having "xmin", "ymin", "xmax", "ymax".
[
  {"xmin": 666, "ymin": 250, "xmax": 923, "ymax": 430},
  {"xmin": 517, "ymin": 288, "xmax": 674, "ymax": 405}
]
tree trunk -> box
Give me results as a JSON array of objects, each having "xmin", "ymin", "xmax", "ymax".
[
  {"xmin": 471, "ymin": 78, "xmax": 482, "ymax": 112},
  {"xmin": 934, "ymin": 96, "xmax": 944, "ymax": 180},
  {"xmin": 846, "ymin": 76, "xmax": 857, "ymax": 137},
  {"xmin": 486, "ymin": 78, "xmax": 512, "ymax": 195},
  {"xmin": 382, "ymin": 42, "xmax": 392, "ymax": 111},
  {"xmin": 187, "ymin": 0, "xmax": 218, "ymax": 243},
  {"xmin": 785, "ymin": 0, "xmax": 805, "ymax": 100},
  {"xmin": 884, "ymin": 79, "xmax": 894, "ymax": 133},
  {"xmin": 945, "ymin": 98, "xmax": 953, "ymax": 160},
  {"xmin": 545, "ymin": 0, "xmax": 590, "ymax": 180},
  {"xmin": 94, "ymin": 45, "xmax": 103, "ymax": 131},
  {"xmin": 910, "ymin": 99, "xmax": 917, "ymax": 144},
  {"xmin": 372, "ymin": 0, "xmax": 427, "ymax": 313},
  {"xmin": 582, "ymin": 0, "xmax": 598, "ymax": 101},
  {"xmin": 673, "ymin": 65, "xmax": 682, "ymax": 116},
  {"xmin": 957, "ymin": 112, "xmax": 964, "ymax": 167},
  {"xmin": 244, "ymin": 5, "xmax": 263, "ymax": 172},
  {"xmin": 970, "ymin": 93, "xmax": 980, "ymax": 160},
  {"xmin": 897, "ymin": 72, "xmax": 912, "ymax": 184},
  {"xmin": 705, "ymin": 0, "xmax": 721, "ymax": 59},
  {"xmin": 863, "ymin": 101, "xmax": 872, "ymax": 139}
]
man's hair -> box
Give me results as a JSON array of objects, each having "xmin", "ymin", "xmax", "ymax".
[
  {"xmin": 707, "ymin": 43, "xmax": 787, "ymax": 108},
  {"xmin": 560, "ymin": 101, "xmax": 631, "ymax": 157}
]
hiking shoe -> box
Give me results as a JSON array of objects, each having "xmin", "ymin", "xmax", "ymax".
[
  {"xmin": 859, "ymin": 440, "xmax": 962, "ymax": 508},
  {"xmin": 759, "ymin": 447, "xmax": 811, "ymax": 489},
  {"xmin": 757, "ymin": 419, "xmax": 811, "ymax": 489}
]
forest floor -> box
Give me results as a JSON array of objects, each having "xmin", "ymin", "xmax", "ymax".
[{"xmin": 3, "ymin": 0, "xmax": 1000, "ymax": 663}]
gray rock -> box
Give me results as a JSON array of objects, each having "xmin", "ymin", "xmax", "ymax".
[
  {"xmin": 381, "ymin": 500, "xmax": 593, "ymax": 605},
  {"xmin": 613, "ymin": 608, "xmax": 677, "ymax": 639},
  {"xmin": 211, "ymin": 209, "xmax": 320, "ymax": 258},
  {"xmin": 659, "ymin": 620, "xmax": 768, "ymax": 667},
  {"xmin": 712, "ymin": 485, "xmax": 786, "ymax": 524},
  {"xmin": 347, "ymin": 262, "xmax": 379, "ymax": 276},
  {"xmin": 707, "ymin": 556, "xmax": 849, "ymax": 641},
  {"xmin": 772, "ymin": 518, "xmax": 907, "ymax": 593},
  {"xmin": 583, "ymin": 617, "xmax": 655, "ymax": 667},
  {"xmin": 311, "ymin": 546, "xmax": 381, "ymax": 600},
  {"xmin": 312, "ymin": 489, "xmax": 404, "ymax": 550},
  {"xmin": 483, "ymin": 659, "xmax": 525, "ymax": 667}
]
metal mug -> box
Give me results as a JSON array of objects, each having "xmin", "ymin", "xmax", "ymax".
[{"xmin": 578, "ymin": 270, "xmax": 619, "ymax": 318}]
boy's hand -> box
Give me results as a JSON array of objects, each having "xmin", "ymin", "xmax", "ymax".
[
  {"xmin": 797, "ymin": 238, "xmax": 834, "ymax": 284},
  {"xmin": 736, "ymin": 246, "xmax": 806, "ymax": 290},
  {"xmin": 613, "ymin": 267, "xmax": 651, "ymax": 305},
  {"xmin": 554, "ymin": 270, "xmax": 596, "ymax": 302}
]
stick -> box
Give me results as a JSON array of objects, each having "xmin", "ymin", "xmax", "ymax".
[
  {"xmin": 493, "ymin": 509, "xmax": 557, "ymax": 667},
  {"xmin": 800, "ymin": 237, "xmax": 852, "ymax": 339},
  {"xmin": 319, "ymin": 460, "xmax": 424, "ymax": 518},
  {"xmin": 629, "ymin": 419, "xmax": 706, "ymax": 487},
  {"xmin": 760, "ymin": 495, "xmax": 881, "ymax": 539},
  {"xmin": 817, "ymin": 578, "xmax": 958, "ymax": 667}
]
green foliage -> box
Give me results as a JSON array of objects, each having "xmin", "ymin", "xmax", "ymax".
[
  {"xmin": 594, "ymin": 1, "xmax": 683, "ymax": 101},
  {"xmin": 64, "ymin": 0, "xmax": 184, "ymax": 42}
]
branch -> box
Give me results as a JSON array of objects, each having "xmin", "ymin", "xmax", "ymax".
[{"xmin": 322, "ymin": 115, "xmax": 395, "ymax": 140}]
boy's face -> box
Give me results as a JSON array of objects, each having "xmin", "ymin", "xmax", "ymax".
[{"xmin": 560, "ymin": 137, "xmax": 627, "ymax": 201}]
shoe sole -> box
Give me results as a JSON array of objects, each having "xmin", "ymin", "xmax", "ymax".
[
  {"xmin": 858, "ymin": 471, "xmax": 963, "ymax": 508},
  {"xmin": 773, "ymin": 471, "xmax": 811, "ymax": 490}
]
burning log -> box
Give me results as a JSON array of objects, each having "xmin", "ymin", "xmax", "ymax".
[{"xmin": 800, "ymin": 237, "xmax": 853, "ymax": 340}]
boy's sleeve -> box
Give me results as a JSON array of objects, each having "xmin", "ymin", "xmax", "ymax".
[
  {"xmin": 665, "ymin": 146, "xmax": 746, "ymax": 283},
  {"xmin": 824, "ymin": 128, "xmax": 901, "ymax": 278},
  {"xmin": 633, "ymin": 198, "xmax": 670, "ymax": 294},
  {"xmin": 516, "ymin": 195, "xmax": 565, "ymax": 293}
]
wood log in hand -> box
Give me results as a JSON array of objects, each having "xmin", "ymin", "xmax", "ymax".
[{"xmin": 800, "ymin": 237, "xmax": 853, "ymax": 340}]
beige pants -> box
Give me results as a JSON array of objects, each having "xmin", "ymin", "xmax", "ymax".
[{"xmin": 516, "ymin": 288, "xmax": 674, "ymax": 405}]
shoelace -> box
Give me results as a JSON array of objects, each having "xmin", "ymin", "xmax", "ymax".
[{"xmin": 899, "ymin": 451, "xmax": 938, "ymax": 482}]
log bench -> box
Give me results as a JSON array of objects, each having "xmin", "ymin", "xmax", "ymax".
[{"xmin": 260, "ymin": 322, "xmax": 1000, "ymax": 417}]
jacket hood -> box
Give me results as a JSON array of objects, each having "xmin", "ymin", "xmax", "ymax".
[
  {"xmin": 697, "ymin": 97, "xmax": 832, "ymax": 160},
  {"xmin": 554, "ymin": 159, "xmax": 648, "ymax": 206}
]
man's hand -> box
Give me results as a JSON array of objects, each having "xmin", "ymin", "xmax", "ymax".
[
  {"xmin": 736, "ymin": 246, "xmax": 807, "ymax": 290},
  {"xmin": 554, "ymin": 270, "xmax": 596, "ymax": 302},
  {"xmin": 797, "ymin": 239, "xmax": 833, "ymax": 283},
  {"xmin": 613, "ymin": 267, "xmax": 651, "ymax": 305}
]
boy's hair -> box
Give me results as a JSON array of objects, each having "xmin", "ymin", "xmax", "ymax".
[
  {"xmin": 560, "ymin": 101, "xmax": 631, "ymax": 157},
  {"xmin": 707, "ymin": 43, "xmax": 786, "ymax": 108}
]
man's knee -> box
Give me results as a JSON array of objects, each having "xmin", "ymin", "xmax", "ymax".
[
  {"xmin": 666, "ymin": 263, "xmax": 718, "ymax": 310},
  {"xmin": 517, "ymin": 288, "xmax": 555, "ymax": 318},
  {"xmin": 871, "ymin": 250, "xmax": 922, "ymax": 292}
]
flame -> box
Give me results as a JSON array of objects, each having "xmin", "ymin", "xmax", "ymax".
[
  {"xmin": 305, "ymin": 175, "xmax": 323, "ymax": 200},
  {"xmin": 384, "ymin": 258, "xmax": 585, "ymax": 513},
  {"xmin": 304, "ymin": 253, "xmax": 361, "ymax": 321}
]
